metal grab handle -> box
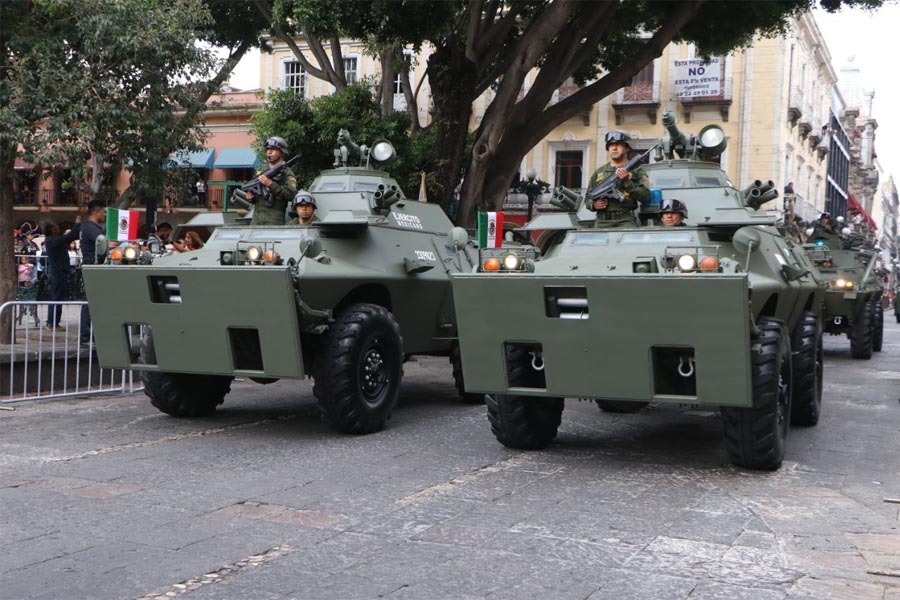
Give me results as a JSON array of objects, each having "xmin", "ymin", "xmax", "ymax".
[{"xmin": 677, "ymin": 355, "xmax": 695, "ymax": 378}]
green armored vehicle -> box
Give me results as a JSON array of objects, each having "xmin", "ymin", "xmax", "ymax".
[
  {"xmin": 451, "ymin": 111, "xmax": 825, "ymax": 470},
  {"xmin": 82, "ymin": 133, "xmax": 479, "ymax": 434},
  {"xmin": 803, "ymin": 225, "xmax": 884, "ymax": 358}
]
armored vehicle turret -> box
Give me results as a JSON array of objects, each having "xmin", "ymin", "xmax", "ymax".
[
  {"xmin": 82, "ymin": 132, "xmax": 480, "ymax": 435},
  {"xmin": 451, "ymin": 110, "xmax": 826, "ymax": 470},
  {"xmin": 802, "ymin": 224, "xmax": 884, "ymax": 358}
]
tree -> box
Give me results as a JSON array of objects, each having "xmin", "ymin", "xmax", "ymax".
[{"xmin": 0, "ymin": 0, "xmax": 258, "ymax": 342}]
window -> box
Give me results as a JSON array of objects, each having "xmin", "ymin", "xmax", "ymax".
[
  {"xmin": 554, "ymin": 151, "xmax": 583, "ymax": 188},
  {"xmin": 344, "ymin": 57, "xmax": 358, "ymax": 84},
  {"xmin": 631, "ymin": 63, "xmax": 654, "ymax": 86},
  {"xmin": 393, "ymin": 51, "xmax": 414, "ymax": 95},
  {"xmin": 282, "ymin": 61, "xmax": 306, "ymax": 95}
]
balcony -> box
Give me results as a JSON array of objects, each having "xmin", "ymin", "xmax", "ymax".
[
  {"xmin": 678, "ymin": 78, "xmax": 733, "ymax": 122},
  {"xmin": 787, "ymin": 85, "xmax": 803, "ymax": 126},
  {"xmin": 551, "ymin": 83, "xmax": 591, "ymax": 125},
  {"xmin": 612, "ymin": 81, "xmax": 661, "ymax": 125},
  {"xmin": 798, "ymin": 106, "xmax": 814, "ymax": 138}
]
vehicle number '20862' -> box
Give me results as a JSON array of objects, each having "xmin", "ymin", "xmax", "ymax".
[{"xmin": 414, "ymin": 250, "xmax": 436, "ymax": 261}]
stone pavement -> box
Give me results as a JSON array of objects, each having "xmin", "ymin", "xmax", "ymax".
[{"xmin": 0, "ymin": 315, "xmax": 898, "ymax": 599}]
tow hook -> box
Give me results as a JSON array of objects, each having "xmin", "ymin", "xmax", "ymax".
[
  {"xmin": 834, "ymin": 316, "xmax": 843, "ymax": 325},
  {"xmin": 677, "ymin": 355, "xmax": 695, "ymax": 378},
  {"xmin": 530, "ymin": 351, "xmax": 545, "ymax": 371}
]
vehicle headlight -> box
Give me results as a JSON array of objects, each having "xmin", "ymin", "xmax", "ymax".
[
  {"xmin": 482, "ymin": 257, "xmax": 501, "ymax": 271},
  {"xmin": 831, "ymin": 278, "xmax": 855, "ymax": 289},
  {"xmin": 246, "ymin": 246, "xmax": 263, "ymax": 262},
  {"xmin": 263, "ymin": 249, "xmax": 280, "ymax": 264},
  {"xmin": 677, "ymin": 254, "xmax": 696, "ymax": 271},
  {"xmin": 122, "ymin": 245, "xmax": 139, "ymax": 262},
  {"xmin": 502, "ymin": 253, "xmax": 521, "ymax": 270},
  {"xmin": 699, "ymin": 256, "xmax": 719, "ymax": 272}
]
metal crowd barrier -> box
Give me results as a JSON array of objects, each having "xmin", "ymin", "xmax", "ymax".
[{"xmin": 0, "ymin": 300, "xmax": 142, "ymax": 404}]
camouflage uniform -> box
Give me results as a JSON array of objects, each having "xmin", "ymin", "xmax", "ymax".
[
  {"xmin": 249, "ymin": 164, "xmax": 298, "ymax": 226},
  {"xmin": 585, "ymin": 162, "xmax": 651, "ymax": 228}
]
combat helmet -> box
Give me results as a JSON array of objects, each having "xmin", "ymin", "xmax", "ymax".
[
  {"xmin": 660, "ymin": 197, "xmax": 688, "ymax": 218},
  {"xmin": 264, "ymin": 136, "xmax": 290, "ymax": 155},
  {"xmin": 289, "ymin": 190, "xmax": 316, "ymax": 217},
  {"xmin": 605, "ymin": 130, "xmax": 632, "ymax": 149}
]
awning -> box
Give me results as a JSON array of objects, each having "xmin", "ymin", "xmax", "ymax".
[
  {"xmin": 213, "ymin": 148, "xmax": 260, "ymax": 169},
  {"xmin": 164, "ymin": 149, "xmax": 215, "ymax": 169},
  {"xmin": 848, "ymin": 192, "xmax": 877, "ymax": 230},
  {"xmin": 14, "ymin": 158, "xmax": 36, "ymax": 170}
]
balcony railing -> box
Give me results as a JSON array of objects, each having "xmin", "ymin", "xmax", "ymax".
[{"xmin": 613, "ymin": 81, "xmax": 661, "ymax": 105}]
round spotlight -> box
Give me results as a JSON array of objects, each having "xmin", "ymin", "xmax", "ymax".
[
  {"xmin": 677, "ymin": 254, "xmax": 696, "ymax": 271},
  {"xmin": 122, "ymin": 245, "xmax": 139, "ymax": 261},
  {"xmin": 502, "ymin": 254, "xmax": 521, "ymax": 270},
  {"xmin": 246, "ymin": 246, "xmax": 263, "ymax": 261},
  {"xmin": 371, "ymin": 141, "xmax": 396, "ymax": 162}
]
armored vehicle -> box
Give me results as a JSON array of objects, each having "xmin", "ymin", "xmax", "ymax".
[
  {"xmin": 82, "ymin": 133, "xmax": 479, "ymax": 434},
  {"xmin": 451, "ymin": 110, "xmax": 826, "ymax": 470},
  {"xmin": 802, "ymin": 228, "xmax": 884, "ymax": 358}
]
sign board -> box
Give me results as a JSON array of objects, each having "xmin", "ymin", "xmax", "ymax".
[{"xmin": 673, "ymin": 57, "xmax": 722, "ymax": 99}]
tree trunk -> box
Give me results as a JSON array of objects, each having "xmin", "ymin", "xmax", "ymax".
[
  {"xmin": 427, "ymin": 39, "xmax": 477, "ymax": 218},
  {"xmin": 0, "ymin": 142, "xmax": 19, "ymax": 344},
  {"xmin": 379, "ymin": 45, "xmax": 396, "ymax": 117}
]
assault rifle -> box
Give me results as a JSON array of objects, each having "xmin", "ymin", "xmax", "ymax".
[
  {"xmin": 240, "ymin": 154, "xmax": 301, "ymax": 206},
  {"xmin": 587, "ymin": 144, "xmax": 658, "ymax": 202}
]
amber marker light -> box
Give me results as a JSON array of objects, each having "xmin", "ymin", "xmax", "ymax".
[
  {"xmin": 109, "ymin": 248, "xmax": 123, "ymax": 261},
  {"xmin": 483, "ymin": 257, "xmax": 501, "ymax": 271},
  {"xmin": 263, "ymin": 249, "xmax": 278, "ymax": 264},
  {"xmin": 699, "ymin": 256, "xmax": 719, "ymax": 271}
]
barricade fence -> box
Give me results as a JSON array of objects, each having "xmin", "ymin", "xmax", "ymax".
[{"xmin": 0, "ymin": 300, "xmax": 142, "ymax": 403}]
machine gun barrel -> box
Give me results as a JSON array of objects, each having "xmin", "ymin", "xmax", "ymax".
[{"xmin": 662, "ymin": 109, "xmax": 687, "ymax": 148}]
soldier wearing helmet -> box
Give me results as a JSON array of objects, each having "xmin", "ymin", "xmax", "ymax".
[
  {"xmin": 660, "ymin": 198, "xmax": 688, "ymax": 227},
  {"xmin": 585, "ymin": 130, "xmax": 651, "ymax": 228},
  {"xmin": 247, "ymin": 136, "xmax": 298, "ymax": 225},
  {"xmin": 288, "ymin": 190, "xmax": 318, "ymax": 226},
  {"xmin": 808, "ymin": 211, "xmax": 836, "ymax": 239}
]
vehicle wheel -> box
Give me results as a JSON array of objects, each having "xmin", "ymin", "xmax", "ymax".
[
  {"xmin": 450, "ymin": 342, "xmax": 485, "ymax": 404},
  {"xmin": 596, "ymin": 400, "xmax": 649, "ymax": 414},
  {"xmin": 139, "ymin": 332, "xmax": 232, "ymax": 417},
  {"xmin": 314, "ymin": 303, "xmax": 403, "ymax": 434},
  {"xmin": 486, "ymin": 346, "xmax": 563, "ymax": 449},
  {"xmin": 790, "ymin": 311, "xmax": 823, "ymax": 427},
  {"xmin": 849, "ymin": 301, "xmax": 874, "ymax": 359},
  {"xmin": 721, "ymin": 317, "xmax": 792, "ymax": 470},
  {"xmin": 872, "ymin": 299, "xmax": 884, "ymax": 352}
]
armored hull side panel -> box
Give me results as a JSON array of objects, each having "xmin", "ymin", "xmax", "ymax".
[
  {"xmin": 452, "ymin": 273, "xmax": 752, "ymax": 405},
  {"xmin": 83, "ymin": 266, "xmax": 303, "ymax": 378}
]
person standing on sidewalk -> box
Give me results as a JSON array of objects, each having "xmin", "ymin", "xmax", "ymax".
[
  {"xmin": 79, "ymin": 200, "xmax": 107, "ymax": 346},
  {"xmin": 43, "ymin": 216, "xmax": 81, "ymax": 329}
]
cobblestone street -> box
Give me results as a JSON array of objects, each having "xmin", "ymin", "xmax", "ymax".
[{"xmin": 1, "ymin": 316, "xmax": 899, "ymax": 599}]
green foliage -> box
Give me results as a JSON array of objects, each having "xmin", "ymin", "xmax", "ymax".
[{"xmin": 252, "ymin": 82, "xmax": 445, "ymax": 195}]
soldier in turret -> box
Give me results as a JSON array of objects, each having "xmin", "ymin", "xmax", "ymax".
[
  {"xmin": 586, "ymin": 131, "xmax": 651, "ymax": 227},
  {"xmin": 288, "ymin": 191, "xmax": 318, "ymax": 226},
  {"xmin": 659, "ymin": 198, "xmax": 688, "ymax": 227},
  {"xmin": 246, "ymin": 136, "xmax": 298, "ymax": 226}
]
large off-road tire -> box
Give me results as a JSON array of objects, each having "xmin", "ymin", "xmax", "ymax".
[
  {"xmin": 314, "ymin": 303, "xmax": 403, "ymax": 434},
  {"xmin": 849, "ymin": 300, "xmax": 874, "ymax": 359},
  {"xmin": 139, "ymin": 333, "xmax": 232, "ymax": 417},
  {"xmin": 595, "ymin": 400, "xmax": 649, "ymax": 414},
  {"xmin": 790, "ymin": 311, "xmax": 823, "ymax": 427},
  {"xmin": 450, "ymin": 342, "xmax": 485, "ymax": 404},
  {"xmin": 721, "ymin": 317, "xmax": 792, "ymax": 470},
  {"xmin": 486, "ymin": 346, "xmax": 563, "ymax": 449},
  {"xmin": 872, "ymin": 299, "xmax": 884, "ymax": 352}
]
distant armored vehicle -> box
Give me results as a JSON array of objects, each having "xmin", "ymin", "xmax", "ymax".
[
  {"xmin": 83, "ymin": 133, "xmax": 479, "ymax": 434},
  {"xmin": 451, "ymin": 110, "xmax": 825, "ymax": 470},
  {"xmin": 803, "ymin": 228, "xmax": 884, "ymax": 358}
]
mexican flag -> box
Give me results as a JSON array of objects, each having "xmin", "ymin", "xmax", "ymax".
[
  {"xmin": 106, "ymin": 208, "xmax": 140, "ymax": 241},
  {"xmin": 477, "ymin": 211, "xmax": 504, "ymax": 248}
]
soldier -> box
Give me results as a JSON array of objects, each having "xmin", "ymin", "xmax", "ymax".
[
  {"xmin": 288, "ymin": 191, "xmax": 318, "ymax": 225},
  {"xmin": 659, "ymin": 198, "xmax": 688, "ymax": 227},
  {"xmin": 811, "ymin": 212, "xmax": 836, "ymax": 237},
  {"xmin": 246, "ymin": 136, "xmax": 298, "ymax": 225},
  {"xmin": 586, "ymin": 130, "xmax": 651, "ymax": 227}
]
